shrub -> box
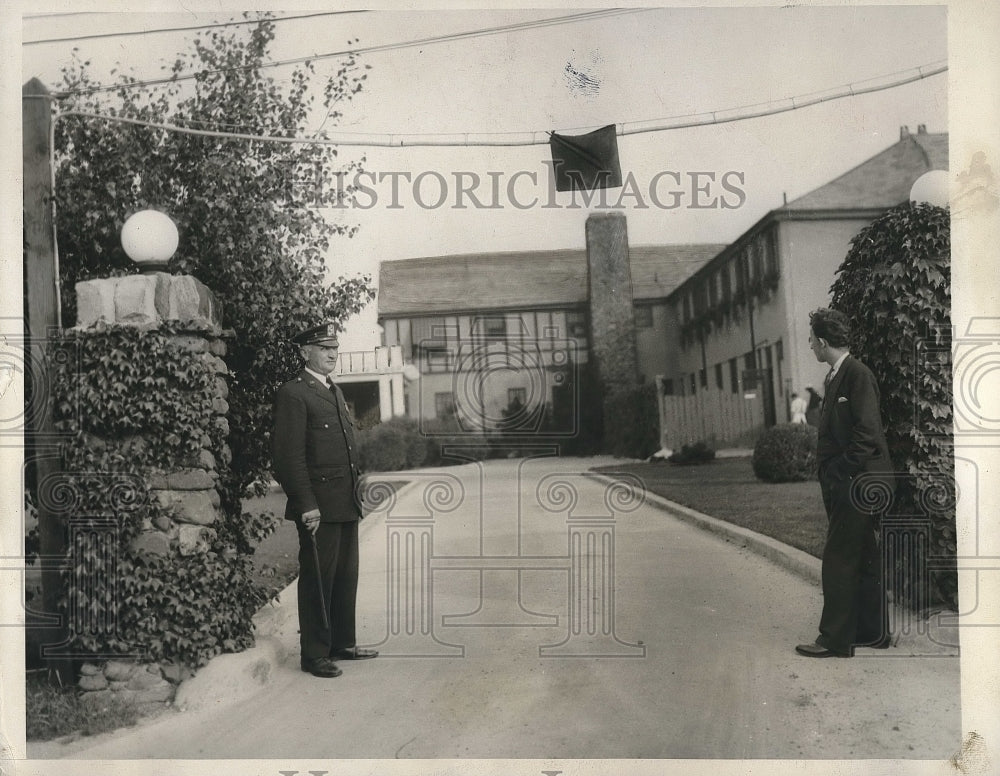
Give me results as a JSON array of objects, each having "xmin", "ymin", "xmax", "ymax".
[
  {"xmin": 668, "ymin": 441, "xmax": 716, "ymax": 466},
  {"xmin": 604, "ymin": 383, "xmax": 660, "ymax": 459},
  {"xmin": 752, "ymin": 424, "xmax": 817, "ymax": 482},
  {"xmin": 420, "ymin": 417, "xmax": 493, "ymax": 466},
  {"xmin": 356, "ymin": 417, "xmax": 427, "ymax": 473}
]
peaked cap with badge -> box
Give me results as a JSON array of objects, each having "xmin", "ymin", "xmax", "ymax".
[{"xmin": 293, "ymin": 322, "xmax": 341, "ymax": 346}]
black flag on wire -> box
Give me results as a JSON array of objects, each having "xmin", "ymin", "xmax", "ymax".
[{"xmin": 548, "ymin": 124, "xmax": 622, "ymax": 192}]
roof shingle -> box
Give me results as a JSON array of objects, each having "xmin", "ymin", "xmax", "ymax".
[
  {"xmin": 786, "ymin": 131, "xmax": 948, "ymax": 210},
  {"xmin": 378, "ymin": 244, "xmax": 726, "ymax": 317}
]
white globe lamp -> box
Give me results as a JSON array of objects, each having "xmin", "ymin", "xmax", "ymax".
[
  {"xmin": 909, "ymin": 170, "xmax": 950, "ymax": 208},
  {"xmin": 121, "ymin": 210, "xmax": 179, "ymax": 272},
  {"xmin": 402, "ymin": 364, "xmax": 420, "ymax": 382}
]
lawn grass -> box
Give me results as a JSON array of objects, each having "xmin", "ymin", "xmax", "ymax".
[
  {"xmin": 247, "ymin": 479, "xmax": 410, "ymax": 595},
  {"xmin": 25, "ymin": 672, "xmax": 141, "ymax": 741},
  {"xmin": 594, "ymin": 456, "xmax": 829, "ymax": 558}
]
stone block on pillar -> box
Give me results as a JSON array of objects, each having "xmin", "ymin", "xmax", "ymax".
[
  {"xmin": 152, "ymin": 489, "xmax": 219, "ymax": 525},
  {"xmin": 114, "ymin": 273, "xmax": 169, "ymax": 325},
  {"xmin": 167, "ymin": 275, "xmax": 221, "ymax": 330},
  {"xmin": 75, "ymin": 278, "xmax": 117, "ymax": 327}
]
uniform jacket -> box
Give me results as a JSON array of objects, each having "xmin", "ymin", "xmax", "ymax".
[
  {"xmin": 271, "ymin": 371, "xmax": 363, "ymax": 522},
  {"xmin": 816, "ymin": 355, "xmax": 894, "ymax": 490}
]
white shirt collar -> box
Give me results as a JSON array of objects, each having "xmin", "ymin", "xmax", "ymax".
[
  {"xmin": 304, "ymin": 367, "xmax": 330, "ymax": 384},
  {"xmin": 830, "ymin": 351, "xmax": 850, "ymax": 377}
]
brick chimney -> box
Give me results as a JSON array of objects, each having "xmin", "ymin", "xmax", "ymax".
[
  {"xmin": 585, "ymin": 212, "xmax": 640, "ymax": 393},
  {"xmin": 900, "ymin": 125, "xmax": 910, "ymax": 139},
  {"xmin": 917, "ymin": 124, "xmax": 927, "ymax": 134}
]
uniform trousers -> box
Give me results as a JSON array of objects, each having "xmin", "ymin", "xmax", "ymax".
[{"xmin": 296, "ymin": 520, "xmax": 359, "ymax": 660}]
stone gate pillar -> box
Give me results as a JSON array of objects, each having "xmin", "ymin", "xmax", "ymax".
[{"xmin": 67, "ymin": 271, "xmax": 230, "ymax": 706}]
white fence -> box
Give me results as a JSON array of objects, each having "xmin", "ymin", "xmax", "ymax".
[{"xmin": 656, "ymin": 383, "xmax": 766, "ymax": 450}]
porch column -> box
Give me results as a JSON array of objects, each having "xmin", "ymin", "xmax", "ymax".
[
  {"xmin": 391, "ymin": 373, "xmax": 405, "ymax": 416},
  {"xmin": 379, "ymin": 376, "xmax": 392, "ymax": 421}
]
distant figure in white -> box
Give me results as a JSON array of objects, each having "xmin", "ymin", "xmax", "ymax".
[{"xmin": 790, "ymin": 391, "xmax": 808, "ymax": 424}]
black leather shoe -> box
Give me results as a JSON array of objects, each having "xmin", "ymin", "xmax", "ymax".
[
  {"xmin": 301, "ymin": 656, "xmax": 343, "ymax": 677},
  {"xmin": 795, "ymin": 642, "xmax": 851, "ymax": 658},
  {"xmin": 330, "ymin": 646, "xmax": 379, "ymax": 660}
]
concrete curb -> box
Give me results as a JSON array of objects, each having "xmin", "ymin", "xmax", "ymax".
[{"xmin": 583, "ymin": 471, "xmax": 822, "ymax": 585}]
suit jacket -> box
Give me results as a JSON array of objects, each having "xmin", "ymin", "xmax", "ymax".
[
  {"xmin": 271, "ymin": 371, "xmax": 363, "ymax": 522},
  {"xmin": 816, "ymin": 355, "xmax": 893, "ymax": 491}
]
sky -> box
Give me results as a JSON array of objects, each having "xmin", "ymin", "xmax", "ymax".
[{"xmin": 17, "ymin": 5, "xmax": 950, "ymax": 350}]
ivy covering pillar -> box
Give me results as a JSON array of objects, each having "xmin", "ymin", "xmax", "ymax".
[{"xmin": 51, "ymin": 271, "xmax": 268, "ymax": 707}]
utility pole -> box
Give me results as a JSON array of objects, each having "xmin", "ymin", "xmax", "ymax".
[{"xmin": 23, "ymin": 77, "xmax": 73, "ymax": 686}]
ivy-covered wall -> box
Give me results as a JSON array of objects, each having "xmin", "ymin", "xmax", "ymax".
[{"xmin": 829, "ymin": 203, "xmax": 955, "ymax": 609}]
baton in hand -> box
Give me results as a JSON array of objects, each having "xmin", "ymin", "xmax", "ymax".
[{"xmin": 308, "ymin": 526, "xmax": 330, "ymax": 632}]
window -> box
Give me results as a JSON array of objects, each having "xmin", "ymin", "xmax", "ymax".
[
  {"xmin": 715, "ymin": 363, "xmax": 724, "ymax": 390},
  {"xmin": 752, "ymin": 240, "xmax": 764, "ymax": 280},
  {"xmin": 775, "ymin": 339, "xmax": 783, "ymax": 395},
  {"xmin": 693, "ymin": 283, "xmax": 706, "ymax": 316},
  {"xmin": 567, "ymin": 310, "xmax": 587, "ymax": 339},
  {"xmin": 424, "ymin": 345, "xmax": 451, "ymax": 372},
  {"xmin": 744, "ymin": 352, "xmax": 756, "ymax": 371},
  {"xmin": 484, "ymin": 316, "xmax": 506, "ymax": 337},
  {"xmin": 634, "ymin": 304, "xmax": 653, "ymax": 329},
  {"xmin": 699, "ymin": 368, "xmax": 707, "ymax": 388},
  {"xmin": 661, "ymin": 378, "xmax": 674, "ymax": 396},
  {"xmin": 690, "ymin": 373, "xmax": 696, "ymax": 395},
  {"xmin": 383, "ymin": 319, "xmax": 399, "ymax": 347},
  {"xmin": 721, "ymin": 265, "xmax": 732, "ymax": 302},
  {"xmin": 435, "ymin": 392, "xmax": 455, "ymax": 418},
  {"xmin": 708, "ymin": 272, "xmax": 719, "ymax": 307},
  {"xmin": 729, "ymin": 358, "xmax": 739, "ymax": 394},
  {"xmin": 764, "ymin": 227, "xmax": 779, "ymax": 277}
]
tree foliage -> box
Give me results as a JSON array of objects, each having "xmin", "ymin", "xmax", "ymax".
[
  {"xmin": 52, "ymin": 15, "xmax": 375, "ymax": 496},
  {"xmin": 829, "ymin": 202, "xmax": 955, "ymax": 608}
]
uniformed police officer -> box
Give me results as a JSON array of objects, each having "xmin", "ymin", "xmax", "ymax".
[{"xmin": 271, "ymin": 323, "xmax": 378, "ymax": 677}]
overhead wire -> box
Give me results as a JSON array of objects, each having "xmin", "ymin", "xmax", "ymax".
[
  {"xmin": 51, "ymin": 61, "xmax": 948, "ymax": 149},
  {"xmin": 23, "ymin": 11, "xmax": 371, "ymax": 46},
  {"xmin": 48, "ymin": 9, "xmax": 641, "ymax": 98}
]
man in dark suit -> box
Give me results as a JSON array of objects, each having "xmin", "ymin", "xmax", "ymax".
[
  {"xmin": 271, "ymin": 323, "xmax": 378, "ymax": 677},
  {"xmin": 796, "ymin": 308, "xmax": 894, "ymax": 658}
]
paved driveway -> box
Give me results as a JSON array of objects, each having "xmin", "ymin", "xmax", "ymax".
[{"xmin": 29, "ymin": 456, "xmax": 961, "ymax": 761}]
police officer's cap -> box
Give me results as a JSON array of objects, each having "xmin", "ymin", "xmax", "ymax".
[{"xmin": 293, "ymin": 323, "xmax": 340, "ymax": 347}]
